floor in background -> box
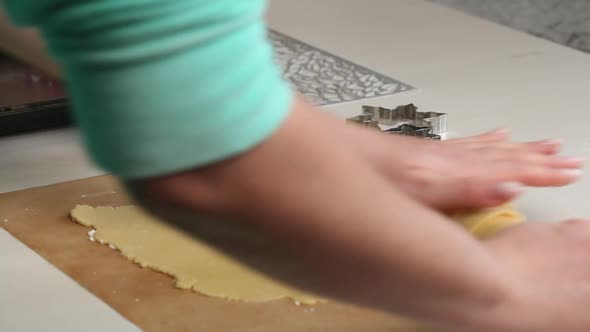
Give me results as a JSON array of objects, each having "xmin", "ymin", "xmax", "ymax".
[{"xmin": 430, "ymin": 0, "xmax": 590, "ymax": 54}]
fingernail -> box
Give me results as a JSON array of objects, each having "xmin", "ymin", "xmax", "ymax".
[
  {"xmin": 542, "ymin": 139, "xmax": 563, "ymax": 146},
  {"xmin": 561, "ymin": 169, "xmax": 584, "ymax": 178},
  {"xmin": 495, "ymin": 182, "xmax": 524, "ymax": 198},
  {"xmin": 493, "ymin": 128, "xmax": 511, "ymax": 135},
  {"xmin": 561, "ymin": 156, "xmax": 586, "ymax": 164}
]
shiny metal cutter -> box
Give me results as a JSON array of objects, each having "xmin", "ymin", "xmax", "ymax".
[
  {"xmin": 384, "ymin": 124, "xmax": 441, "ymax": 140},
  {"xmin": 346, "ymin": 103, "xmax": 447, "ymax": 140}
]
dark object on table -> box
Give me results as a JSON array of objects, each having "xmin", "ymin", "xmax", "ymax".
[{"xmin": 0, "ymin": 56, "xmax": 71, "ymax": 137}]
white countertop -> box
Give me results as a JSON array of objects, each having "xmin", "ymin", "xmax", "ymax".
[
  {"xmin": 2, "ymin": 0, "xmax": 590, "ymax": 329},
  {"xmin": 0, "ymin": 228, "xmax": 140, "ymax": 332}
]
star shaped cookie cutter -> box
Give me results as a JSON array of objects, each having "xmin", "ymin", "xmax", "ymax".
[
  {"xmin": 383, "ymin": 124, "xmax": 441, "ymax": 140},
  {"xmin": 346, "ymin": 104, "xmax": 447, "ymax": 140}
]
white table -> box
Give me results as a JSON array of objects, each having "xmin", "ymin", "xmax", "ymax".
[{"xmin": 2, "ymin": 0, "xmax": 590, "ymax": 329}]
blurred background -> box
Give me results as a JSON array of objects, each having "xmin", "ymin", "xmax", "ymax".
[
  {"xmin": 2, "ymin": 0, "xmax": 589, "ymax": 136},
  {"xmin": 431, "ymin": 0, "xmax": 590, "ymax": 53}
]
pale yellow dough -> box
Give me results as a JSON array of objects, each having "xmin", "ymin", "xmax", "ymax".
[
  {"xmin": 71, "ymin": 203, "xmax": 524, "ymax": 303},
  {"xmin": 71, "ymin": 205, "xmax": 322, "ymax": 303},
  {"xmin": 452, "ymin": 203, "xmax": 525, "ymax": 239}
]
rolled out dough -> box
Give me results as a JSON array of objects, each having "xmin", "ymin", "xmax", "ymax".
[
  {"xmin": 71, "ymin": 203, "xmax": 523, "ymax": 303},
  {"xmin": 71, "ymin": 205, "xmax": 322, "ymax": 304}
]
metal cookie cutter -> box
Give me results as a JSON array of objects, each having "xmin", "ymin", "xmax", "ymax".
[
  {"xmin": 347, "ymin": 103, "xmax": 447, "ymax": 140},
  {"xmin": 384, "ymin": 124, "xmax": 441, "ymax": 140}
]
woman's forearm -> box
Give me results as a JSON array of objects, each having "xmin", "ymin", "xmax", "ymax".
[
  {"xmin": 128, "ymin": 98, "xmax": 514, "ymax": 331},
  {"xmin": 1, "ymin": 2, "xmax": 515, "ymax": 329}
]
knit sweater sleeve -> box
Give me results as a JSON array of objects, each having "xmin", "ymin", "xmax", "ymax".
[{"xmin": 3, "ymin": 0, "xmax": 292, "ymax": 179}]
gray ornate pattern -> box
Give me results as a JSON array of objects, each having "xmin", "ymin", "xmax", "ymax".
[{"xmin": 269, "ymin": 30, "xmax": 414, "ymax": 106}]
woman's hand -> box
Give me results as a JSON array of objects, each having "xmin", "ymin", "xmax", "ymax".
[
  {"xmin": 469, "ymin": 220, "xmax": 590, "ymax": 332},
  {"xmin": 128, "ymin": 98, "xmax": 517, "ymax": 331},
  {"xmin": 340, "ymin": 118, "xmax": 584, "ymax": 210},
  {"xmin": 128, "ymin": 98, "xmax": 590, "ymax": 331}
]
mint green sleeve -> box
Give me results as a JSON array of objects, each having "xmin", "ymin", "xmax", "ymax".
[{"xmin": 3, "ymin": 0, "xmax": 293, "ymax": 179}]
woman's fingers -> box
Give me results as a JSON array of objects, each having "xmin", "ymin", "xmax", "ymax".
[
  {"xmin": 362, "ymin": 126, "xmax": 584, "ymax": 210},
  {"xmin": 449, "ymin": 128, "xmax": 509, "ymax": 144},
  {"xmin": 452, "ymin": 134, "xmax": 562, "ymax": 157},
  {"xmin": 529, "ymin": 154, "xmax": 584, "ymax": 169},
  {"xmin": 523, "ymin": 139, "xmax": 562, "ymax": 155},
  {"xmin": 428, "ymin": 163, "xmax": 581, "ymax": 209},
  {"xmin": 494, "ymin": 150, "xmax": 584, "ymax": 169},
  {"xmin": 495, "ymin": 162, "xmax": 584, "ymax": 187},
  {"xmin": 469, "ymin": 139, "xmax": 561, "ymax": 154},
  {"xmin": 451, "ymin": 179, "xmax": 525, "ymax": 208},
  {"xmin": 418, "ymin": 177, "xmax": 525, "ymax": 210}
]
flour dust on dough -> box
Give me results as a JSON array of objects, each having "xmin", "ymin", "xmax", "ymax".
[{"xmin": 71, "ymin": 203, "xmax": 524, "ymax": 303}]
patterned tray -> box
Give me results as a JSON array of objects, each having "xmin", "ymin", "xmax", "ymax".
[{"xmin": 269, "ymin": 30, "xmax": 414, "ymax": 106}]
